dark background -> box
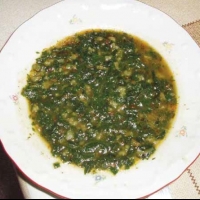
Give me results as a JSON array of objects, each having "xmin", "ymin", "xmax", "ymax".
[{"xmin": 0, "ymin": 142, "xmax": 24, "ymax": 199}]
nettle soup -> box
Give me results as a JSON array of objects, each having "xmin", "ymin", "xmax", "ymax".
[{"xmin": 22, "ymin": 29, "xmax": 177, "ymax": 174}]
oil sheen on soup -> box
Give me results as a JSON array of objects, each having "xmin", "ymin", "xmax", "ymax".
[{"xmin": 22, "ymin": 29, "xmax": 177, "ymax": 174}]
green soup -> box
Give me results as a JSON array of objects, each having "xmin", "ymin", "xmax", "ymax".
[{"xmin": 22, "ymin": 29, "xmax": 177, "ymax": 174}]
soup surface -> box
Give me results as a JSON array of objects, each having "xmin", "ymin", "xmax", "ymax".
[{"xmin": 22, "ymin": 29, "xmax": 177, "ymax": 174}]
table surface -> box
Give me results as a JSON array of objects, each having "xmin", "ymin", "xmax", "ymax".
[
  {"xmin": 0, "ymin": 0, "xmax": 200, "ymax": 199},
  {"xmin": 0, "ymin": 142, "xmax": 24, "ymax": 199}
]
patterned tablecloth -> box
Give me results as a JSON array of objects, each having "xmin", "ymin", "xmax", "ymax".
[{"xmin": 0, "ymin": 0, "xmax": 200, "ymax": 199}]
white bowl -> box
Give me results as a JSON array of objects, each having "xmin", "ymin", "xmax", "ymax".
[{"xmin": 0, "ymin": 0, "xmax": 200, "ymax": 199}]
